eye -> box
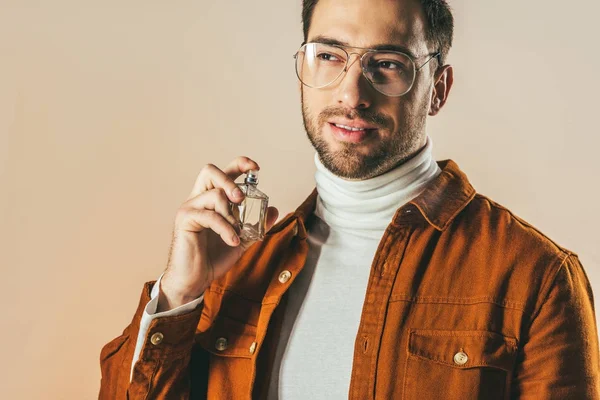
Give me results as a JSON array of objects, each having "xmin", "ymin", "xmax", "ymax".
[
  {"xmin": 317, "ymin": 52, "xmax": 342, "ymax": 62},
  {"xmin": 377, "ymin": 61, "xmax": 404, "ymax": 71}
]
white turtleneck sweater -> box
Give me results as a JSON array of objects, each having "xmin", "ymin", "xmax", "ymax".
[
  {"xmin": 133, "ymin": 138, "xmax": 441, "ymax": 399},
  {"xmin": 267, "ymin": 137, "xmax": 441, "ymax": 399}
]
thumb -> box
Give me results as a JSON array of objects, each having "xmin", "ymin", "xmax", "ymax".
[{"xmin": 265, "ymin": 206, "xmax": 280, "ymax": 231}]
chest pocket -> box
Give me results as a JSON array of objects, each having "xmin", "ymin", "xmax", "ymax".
[
  {"xmin": 403, "ymin": 329, "xmax": 518, "ymax": 400},
  {"xmin": 197, "ymin": 314, "xmax": 257, "ymax": 358},
  {"xmin": 194, "ymin": 315, "xmax": 259, "ymax": 400}
]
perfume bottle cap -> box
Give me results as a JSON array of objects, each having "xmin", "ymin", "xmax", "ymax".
[{"xmin": 245, "ymin": 169, "xmax": 259, "ymax": 185}]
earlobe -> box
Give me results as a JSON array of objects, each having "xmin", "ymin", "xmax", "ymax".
[{"xmin": 429, "ymin": 97, "xmax": 441, "ymax": 116}]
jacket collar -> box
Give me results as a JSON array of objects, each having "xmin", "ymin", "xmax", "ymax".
[
  {"xmin": 405, "ymin": 159, "xmax": 476, "ymax": 231},
  {"xmin": 273, "ymin": 159, "xmax": 476, "ymax": 235}
]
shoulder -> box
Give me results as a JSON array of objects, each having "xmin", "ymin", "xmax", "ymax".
[
  {"xmin": 445, "ymin": 192, "xmax": 582, "ymax": 316},
  {"xmin": 461, "ymin": 192, "xmax": 575, "ymax": 259}
]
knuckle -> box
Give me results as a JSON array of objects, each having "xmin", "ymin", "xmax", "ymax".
[
  {"xmin": 222, "ymin": 175, "xmax": 235, "ymax": 186},
  {"xmin": 193, "ymin": 209, "xmax": 213, "ymax": 227},
  {"xmin": 214, "ymin": 187, "xmax": 229, "ymax": 201},
  {"xmin": 199, "ymin": 163, "xmax": 217, "ymax": 176},
  {"xmin": 208, "ymin": 213, "xmax": 227, "ymax": 230},
  {"xmin": 175, "ymin": 207, "xmax": 188, "ymax": 220},
  {"xmin": 175, "ymin": 207, "xmax": 198, "ymax": 225},
  {"xmin": 173, "ymin": 208, "xmax": 191, "ymax": 229},
  {"xmin": 204, "ymin": 188, "xmax": 223, "ymax": 204},
  {"xmin": 198, "ymin": 209, "xmax": 215, "ymax": 222}
]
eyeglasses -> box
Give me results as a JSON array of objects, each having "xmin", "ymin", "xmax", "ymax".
[{"xmin": 293, "ymin": 42, "xmax": 440, "ymax": 97}]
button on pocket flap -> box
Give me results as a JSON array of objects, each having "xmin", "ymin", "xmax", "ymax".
[
  {"xmin": 408, "ymin": 329, "xmax": 518, "ymax": 371},
  {"xmin": 197, "ymin": 315, "xmax": 257, "ymax": 358}
]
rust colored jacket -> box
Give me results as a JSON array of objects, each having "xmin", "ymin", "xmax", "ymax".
[{"xmin": 99, "ymin": 160, "xmax": 600, "ymax": 399}]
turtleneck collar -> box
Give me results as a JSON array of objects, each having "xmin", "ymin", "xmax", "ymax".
[{"xmin": 314, "ymin": 136, "xmax": 441, "ymax": 238}]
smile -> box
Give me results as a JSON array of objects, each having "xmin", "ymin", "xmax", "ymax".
[
  {"xmin": 328, "ymin": 122, "xmax": 376, "ymax": 143},
  {"xmin": 333, "ymin": 124, "xmax": 367, "ymax": 132}
]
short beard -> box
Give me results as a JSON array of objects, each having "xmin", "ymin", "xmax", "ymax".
[{"xmin": 301, "ymin": 89, "xmax": 428, "ymax": 180}]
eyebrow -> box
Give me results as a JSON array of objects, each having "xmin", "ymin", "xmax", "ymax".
[{"xmin": 307, "ymin": 35, "xmax": 419, "ymax": 59}]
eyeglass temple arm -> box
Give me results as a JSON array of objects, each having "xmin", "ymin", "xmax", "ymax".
[
  {"xmin": 417, "ymin": 52, "xmax": 442, "ymax": 70},
  {"xmin": 293, "ymin": 41, "xmax": 308, "ymax": 58},
  {"xmin": 292, "ymin": 42, "xmax": 442, "ymax": 67}
]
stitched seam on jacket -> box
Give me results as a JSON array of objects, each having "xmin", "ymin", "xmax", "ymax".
[
  {"xmin": 407, "ymin": 353, "xmax": 509, "ymax": 370},
  {"xmin": 473, "ymin": 195, "xmax": 573, "ymax": 256},
  {"xmin": 525, "ymin": 252, "xmax": 572, "ymax": 329},
  {"xmin": 411, "ymin": 329, "xmax": 518, "ymax": 340},
  {"xmin": 388, "ymin": 296, "xmax": 526, "ymax": 312},
  {"xmin": 100, "ymin": 334, "xmax": 129, "ymax": 362},
  {"xmin": 141, "ymin": 360, "xmax": 158, "ymax": 400},
  {"xmin": 409, "ymin": 329, "xmax": 519, "ymax": 354},
  {"xmin": 209, "ymin": 285, "xmax": 262, "ymax": 305},
  {"xmin": 148, "ymin": 347, "xmax": 199, "ymax": 360}
]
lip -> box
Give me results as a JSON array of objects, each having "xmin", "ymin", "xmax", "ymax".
[
  {"xmin": 328, "ymin": 119, "xmax": 378, "ymax": 130},
  {"xmin": 328, "ymin": 122, "xmax": 377, "ymax": 143}
]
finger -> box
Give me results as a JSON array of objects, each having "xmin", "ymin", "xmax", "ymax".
[
  {"xmin": 186, "ymin": 158, "xmax": 257, "ymax": 202},
  {"xmin": 222, "ymin": 156, "xmax": 260, "ymax": 180},
  {"xmin": 179, "ymin": 209, "xmax": 240, "ymax": 247},
  {"xmin": 265, "ymin": 206, "xmax": 279, "ymax": 231},
  {"xmin": 235, "ymin": 206, "xmax": 280, "ymax": 252},
  {"xmin": 184, "ymin": 188, "xmax": 238, "ymax": 227}
]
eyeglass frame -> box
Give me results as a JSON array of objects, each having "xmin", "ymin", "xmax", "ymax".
[{"xmin": 293, "ymin": 41, "xmax": 441, "ymax": 97}]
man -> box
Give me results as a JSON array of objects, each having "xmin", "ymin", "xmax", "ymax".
[{"xmin": 99, "ymin": 0, "xmax": 600, "ymax": 398}]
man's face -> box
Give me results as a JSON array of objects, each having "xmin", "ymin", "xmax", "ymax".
[{"xmin": 301, "ymin": 0, "xmax": 440, "ymax": 180}]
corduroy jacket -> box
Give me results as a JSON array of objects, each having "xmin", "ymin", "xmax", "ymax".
[{"xmin": 99, "ymin": 160, "xmax": 600, "ymax": 399}]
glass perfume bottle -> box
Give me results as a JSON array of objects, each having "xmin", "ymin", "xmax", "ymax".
[{"xmin": 230, "ymin": 170, "xmax": 269, "ymax": 242}]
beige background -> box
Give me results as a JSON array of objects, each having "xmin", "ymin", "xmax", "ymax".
[{"xmin": 1, "ymin": 0, "xmax": 599, "ymax": 398}]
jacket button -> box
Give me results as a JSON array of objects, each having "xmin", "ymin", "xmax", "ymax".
[
  {"xmin": 453, "ymin": 351, "xmax": 468, "ymax": 365},
  {"xmin": 215, "ymin": 337, "xmax": 228, "ymax": 351},
  {"xmin": 278, "ymin": 270, "xmax": 292, "ymax": 284},
  {"xmin": 150, "ymin": 332, "xmax": 164, "ymax": 346},
  {"xmin": 249, "ymin": 341, "xmax": 257, "ymax": 355}
]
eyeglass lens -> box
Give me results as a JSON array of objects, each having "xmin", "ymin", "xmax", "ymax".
[{"xmin": 295, "ymin": 43, "xmax": 417, "ymax": 96}]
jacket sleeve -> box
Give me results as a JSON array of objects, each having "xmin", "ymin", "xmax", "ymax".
[
  {"xmin": 130, "ymin": 275, "xmax": 204, "ymax": 381},
  {"xmin": 99, "ymin": 281, "xmax": 206, "ymax": 400},
  {"xmin": 511, "ymin": 254, "xmax": 600, "ymax": 399}
]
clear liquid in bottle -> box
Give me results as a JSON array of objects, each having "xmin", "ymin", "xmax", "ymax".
[{"xmin": 230, "ymin": 170, "xmax": 269, "ymax": 242}]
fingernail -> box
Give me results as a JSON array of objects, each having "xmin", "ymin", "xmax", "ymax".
[
  {"xmin": 232, "ymin": 234, "xmax": 239, "ymax": 244},
  {"xmin": 233, "ymin": 188, "xmax": 243, "ymax": 198}
]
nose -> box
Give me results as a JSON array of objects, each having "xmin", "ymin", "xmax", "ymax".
[{"xmin": 335, "ymin": 53, "xmax": 374, "ymax": 109}]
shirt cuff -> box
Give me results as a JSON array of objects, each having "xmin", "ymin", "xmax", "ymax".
[
  {"xmin": 130, "ymin": 273, "xmax": 204, "ymax": 381},
  {"xmin": 145, "ymin": 273, "xmax": 205, "ymax": 316}
]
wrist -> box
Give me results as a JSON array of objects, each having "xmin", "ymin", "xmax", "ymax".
[{"xmin": 157, "ymin": 276, "xmax": 206, "ymax": 312}]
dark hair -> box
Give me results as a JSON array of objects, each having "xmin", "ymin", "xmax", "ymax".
[{"xmin": 301, "ymin": 0, "xmax": 454, "ymax": 66}]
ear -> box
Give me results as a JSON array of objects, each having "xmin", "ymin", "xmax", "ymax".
[{"xmin": 429, "ymin": 64, "xmax": 454, "ymax": 116}]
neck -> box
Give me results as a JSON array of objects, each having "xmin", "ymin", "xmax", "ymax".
[{"xmin": 313, "ymin": 136, "xmax": 441, "ymax": 238}]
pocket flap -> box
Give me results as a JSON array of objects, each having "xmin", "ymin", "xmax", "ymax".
[
  {"xmin": 197, "ymin": 315, "xmax": 257, "ymax": 358},
  {"xmin": 408, "ymin": 329, "xmax": 518, "ymax": 371}
]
